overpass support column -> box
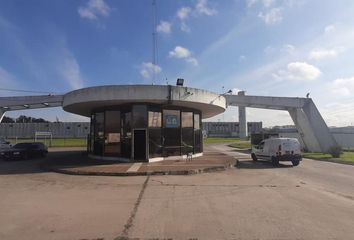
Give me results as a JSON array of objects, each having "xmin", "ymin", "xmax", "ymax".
[
  {"xmin": 0, "ymin": 110, "xmax": 5, "ymax": 123},
  {"xmin": 238, "ymin": 91, "xmax": 247, "ymax": 139},
  {"xmin": 288, "ymin": 99, "xmax": 337, "ymax": 152}
]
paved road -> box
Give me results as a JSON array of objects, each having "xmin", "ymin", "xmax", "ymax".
[{"xmin": 0, "ymin": 144, "xmax": 353, "ymax": 240}]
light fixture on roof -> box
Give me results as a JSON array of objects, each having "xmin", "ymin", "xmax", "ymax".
[
  {"xmin": 42, "ymin": 103, "xmax": 49, "ymax": 107},
  {"xmin": 23, "ymin": 104, "xmax": 29, "ymax": 108},
  {"xmin": 176, "ymin": 78, "xmax": 184, "ymax": 86}
]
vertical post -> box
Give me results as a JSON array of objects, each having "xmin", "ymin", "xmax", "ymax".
[
  {"xmin": 0, "ymin": 110, "xmax": 5, "ymax": 123},
  {"xmin": 238, "ymin": 91, "xmax": 248, "ymax": 139}
]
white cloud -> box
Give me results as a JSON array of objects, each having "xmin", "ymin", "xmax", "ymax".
[
  {"xmin": 308, "ymin": 47, "xmax": 345, "ymax": 60},
  {"xmin": 186, "ymin": 58, "xmax": 199, "ymax": 66},
  {"xmin": 231, "ymin": 88, "xmax": 242, "ymax": 94},
  {"xmin": 169, "ymin": 46, "xmax": 198, "ymax": 66},
  {"xmin": 78, "ymin": 0, "xmax": 111, "ymax": 21},
  {"xmin": 330, "ymin": 77, "xmax": 354, "ymax": 96},
  {"xmin": 281, "ymin": 44, "xmax": 295, "ymax": 54},
  {"xmin": 196, "ymin": 0, "xmax": 217, "ymax": 16},
  {"xmin": 239, "ymin": 55, "xmax": 246, "ymax": 61},
  {"xmin": 262, "ymin": 0, "xmax": 276, "ymax": 7},
  {"xmin": 60, "ymin": 49, "xmax": 84, "ymax": 90},
  {"xmin": 273, "ymin": 62, "xmax": 321, "ymax": 81},
  {"xmin": 156, "ymin": 21, "xmax": 171, "ymax": 33},
  {"xmin": 247, "ymin": 0, "xmax": 276, "ymax": 8},
  {"xmin": 264, "ymin": 44, "xmax": 295, "ymax": 55},
  {"xmin": 324, "ymin": 24, "xmax": 335, "ymax": 34},
  {"xmin": 258, "ymin": 8, "xmax": 283, "ymax": 25},
  {"xmin": 177, "ymin": 7, "xmax": 191, "ymax": 20},
  {"xmin": 139, "ymin": 62, "xmax": 161, "ymax": 80},
  {"xmin": 169, "ymin": 46, "xmax": 191, "ymax": 58},
  {"xmin": 180, "ymin": 22, "xmax": 191, "ymax": 32}
]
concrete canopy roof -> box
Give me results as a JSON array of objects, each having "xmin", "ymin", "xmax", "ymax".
[{"xmin": 63, "ymin": 85, "xmax": 226, "ymax": 119}]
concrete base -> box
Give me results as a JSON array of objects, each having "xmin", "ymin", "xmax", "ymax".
[{"xmin": 88, "ymin": 152, "xmax": 204, "ymax": 163}]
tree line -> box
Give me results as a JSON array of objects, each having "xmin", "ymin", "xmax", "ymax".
[{"xmin": 2, "ymin": 115, "xmax": 50, "ymax": 123}]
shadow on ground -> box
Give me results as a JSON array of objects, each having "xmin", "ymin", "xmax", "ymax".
[
  {"xmin": 0, "ymin": 150, "xmax": 116, "ymax": 175},
  {"xmin": 236, "ymin": 160, "xmax": 294, "ymax": 169}
]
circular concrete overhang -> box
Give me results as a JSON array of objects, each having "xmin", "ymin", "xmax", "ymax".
[{"xmin": 62, "ymin": 85, "xmax": 226, "ymax": 119}]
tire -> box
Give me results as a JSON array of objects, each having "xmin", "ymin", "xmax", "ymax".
[
  {"xmin": 271, "ymin": 156, "xmax": 279, "ymax": 167},
  {"xmin": 292, "ymin": 159, "xmax": 300, "ymax": 166},
  {"xmin": 251, "ymin": 153, "xmax": 258, "ymax": 161}
]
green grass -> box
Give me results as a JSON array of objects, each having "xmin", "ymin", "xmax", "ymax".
[
  {"xmin": 303, "ymin": 151, "xmax": 354, "ymax": 163},
  {"xmin": 8, "ymin": 138, "xmax": 87, "ymax": 147},
  {"xmin": 203, "ymin": 137, "xmax": 241, "ymax": 144}
]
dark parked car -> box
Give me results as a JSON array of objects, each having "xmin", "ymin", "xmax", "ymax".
[{"xmin": 0, "ymin": 142, "xmax": 48, "ymax": 160}]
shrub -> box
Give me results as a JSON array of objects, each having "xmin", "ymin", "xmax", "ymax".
[{"xmin": 328, "ymin": 145, "xmax": 342, "ymax": 158}]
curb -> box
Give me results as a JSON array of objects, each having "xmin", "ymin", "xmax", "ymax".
[
  {"xmin": 40, "ymin": 161, "xmax": 236, "ymax": 177},
  {"xmin": 305, "ymin": 157, "xmax": 354, "ymax": 166}
]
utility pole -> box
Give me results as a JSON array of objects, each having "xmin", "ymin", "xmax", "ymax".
[{"xmin": 152, "ymin": 0, "xmax": 158, "ymax": 85}]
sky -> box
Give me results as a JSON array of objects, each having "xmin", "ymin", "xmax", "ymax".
[{"xmin": 0, "ymin": 0, "xmax": 354, "ymax": 127}]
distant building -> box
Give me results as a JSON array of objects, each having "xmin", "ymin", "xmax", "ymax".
[
  {"xmin": 202, "ymin": 122, "xmax": 262, "ymax": 137},
  {"xmin": 0, "ymin": 122, "xmax": 90, "ymax": 139}
]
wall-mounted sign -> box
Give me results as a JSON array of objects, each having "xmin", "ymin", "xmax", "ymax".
[{"xmin": 165, "ymin": 115, "xmax": 178, "ymax": 128}]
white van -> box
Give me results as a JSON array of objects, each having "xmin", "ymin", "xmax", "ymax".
[{"xmin": 251, "ymin": 138, "xmax": 302, "ymax": 167}]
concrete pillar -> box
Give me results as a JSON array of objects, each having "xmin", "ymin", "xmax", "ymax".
[
  {"xmin": 238, "ymin": 91, "xmax": 247, "ymax": 139},
  {"xmin": 288, "ymin": 107, "xmax": 322, "ymax": 152},
  {"xmin": 288, "ymin": 99, "xmax": 337, "ymax": 152},
  {"xmin": 0, "ymin": 110, "xmax": 5, "ymax": 123}
]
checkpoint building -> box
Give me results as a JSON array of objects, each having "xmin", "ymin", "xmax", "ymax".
[{"xmin": 62, "ymin": 85, "xmax": 226, "ymax": 162}]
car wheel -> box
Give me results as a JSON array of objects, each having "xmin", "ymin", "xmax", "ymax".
[
  {"xmin": 271, "ymin": 156, "xmax": 279, "ymax": 167},
  {"xmin": 251, "ymin": 153, "xmax": 258, "ymax": 161},
  {"xmin": 292, "ymin": 159, "xmax": 300, "ymax": 166}
]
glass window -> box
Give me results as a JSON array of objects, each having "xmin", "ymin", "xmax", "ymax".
[
  {"xmin": 163, "ymin": 109, "xmax": 180, "ymax": 128},
  {"xmin": 149, "ymin": 128, "xmax": 162, "ymax": 158},
  {"xmin": 89, "ymin": 114, "xmax": 95, "ymax": 153},
  {"xmin": 132, "ymin": 105, "xmax": 147, "ymax": 128},
  {"xmin": 163, "ymin": 109, "xmax": 181, "ymax": 156},
  {"xmin": 194, "ymin": 113, "xmax": 200, "ymax": 130},
  {"xmin": 148, "ymin": 111, "xmax": 162, "ymax": 127},
  {"xmin": 94, "ymin": 112, "xmax": 104, "ymax": 155},
  {"xmin": 104, "ymin": 111, "xmax": 121, "ymax": 156},
  {"xmin": 182, "ymin": 128, "xmax": 194, "ymax": 154},
  {"xmin": 181, "ymin": 112, "xmax": 193, "ymax": 128},
  {"xmin": 121, "ymin": 111, "xmax": 132, "ymax": 158},
  {"xmin": 163, "ymin": 128, "xmax": 181, "ymax": 156},
  {"xmin": 194, "ymin": 129, "xmax": 202, "ymax": 153}
]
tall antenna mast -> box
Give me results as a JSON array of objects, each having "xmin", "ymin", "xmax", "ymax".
[{"xmin": 152, "ymin": 0, "xmax": 158, "ymax": 85}]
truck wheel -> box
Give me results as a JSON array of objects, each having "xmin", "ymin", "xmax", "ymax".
[
  {"xmin": 251, "ymin": 153, "xmax": 258, "ymax": 161},
  {"xmin": 292, "ymin": 159, "xmax": 300, "ymax": 166},
  {"xmin": 271, "ymin": 156, "xmax": 279, "ymax": 167}
]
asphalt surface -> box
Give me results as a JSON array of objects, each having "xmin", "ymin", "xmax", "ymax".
[{"xmin": 0, "ymin": 144, "xmax": 353, "ymax": 240}]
